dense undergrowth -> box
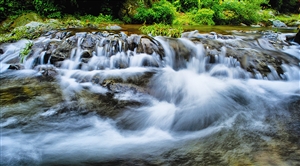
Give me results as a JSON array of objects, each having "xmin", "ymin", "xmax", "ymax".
[
  {"xmin": 0, "ymin": 0, "xmax": 299, "ymax": 42},
  {"xmin": 1, "ymin": 0, "xmax": 299, "ymax": 24}
]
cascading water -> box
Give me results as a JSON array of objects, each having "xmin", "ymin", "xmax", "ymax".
[{"xmin": 1, "ymin": 29, "xmax": 300, "ymax": 165}]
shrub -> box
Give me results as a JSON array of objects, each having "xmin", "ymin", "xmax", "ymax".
[
  {"xmin": 0, "ymin": 0, "xmax": 32, "ymax": 21},
  {"xmin": 258, "ymin": 9, "xmax": 276, "ymax": 25},
  {"xmin": 134, "ymin": 0, "xmax": 176, "ymax": 24},
  {"xmin": 178, "ymin": 0, "xmax": 198, "ymax": 12},
  {"xmin": 191, "ymin": 8, "xmax": 215, "ymax": 25},
  {"xmin": 209, "ymin": 0, "xmax": 266, "ymax": 25},
  {"xmin": 173, "ymin": 12, "xmax": 195, "ymax": 25},
  {"xmin": 81, "ymin": 14, "xmax": 114, "ymax": 24},
  {"xmin": 33, "ymin": 0, "xmax": 61, "ymax": 18},
  {"xmin": 173, "ymin": 8, "xmax": 215, "ymax": 25}
]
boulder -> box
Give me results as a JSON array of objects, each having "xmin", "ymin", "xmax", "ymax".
[
  {"xmin": 272, "ymin": 20, "xmax": 287, "ymax": 27},
  {"xmin": 136, "ymin": 36, "xmax": 164, "ymax": 58}
]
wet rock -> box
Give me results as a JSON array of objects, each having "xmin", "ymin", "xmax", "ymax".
[
  {"xmin": 160, "ymin": 37, "xmax": 193, "ymax": 69},
  {"xmin": 55, "ymin": 31, "xmax": 68, "ymax": 40},
  {"xmin": 8, "ymin": 64, "xmax": 23, "ymax": 70},
  {"xmin": 119, "ymin": 32, "xmax": 128, "ymax": 41},
  {"xmin": 294, "ymin": 29, "xmax": 300, "ymax": 44},
  {"xmin": 136, "ymin": 36, "xmax": 164, "ymax": 57},
  {"xmin": 75, "ymin": 32, "xmax": 87, "ymax": 38},
  {"xmin": 81, "ymin": 50, "xmax": 92, "ymax": 58},
  {"xmin": 193, "ymin": 38, "xmax": 224, "ymax": 51},
  {"xmin": 106, "ymin": 25, "xmax": 122, "ymax": 30},
  {"xmin": 82, "ymin": 34, "xmax": 97, "ymax": 49},
  {"xmin": 184, "ymin": 32, "xmax": 299, "ymax": 78},
  {"xmin": 182, "ymin": 30, "xmax": 204, "ymax": 39},
  {"xmin": 33, "ymin": 65, "xmax": 59, "ymax": 81},
  {"xmin": 0, "ymin": 73, "xmax": 62, "ymax": 106},
  {"xmin": 273, "ymin": 20, "xmax": 287, "ymax": 27},
  {"xmin": 127, "ymin": 34, "xmax": 141, "ymax": 51},
  {"xmin": 100, "ymin": 31, "xmax": 110, "ymax": 37},
  {"xmin": 1, "ymin": 29, "xmax": 298, "ymax": 80},
  {"xmin": 43, "ymin": 30, "xmax": 57, "ymax": 38},
  {"xmin": 51, "ymin": 40, "xmax": 73, "ymax": 63},
  {"xmin": 251, "ymin": 24, "xmax": 261, "ymax": 27},
  {"xmin": 46, "ymin": 40, "xmax": 60, "ymax": 54}
]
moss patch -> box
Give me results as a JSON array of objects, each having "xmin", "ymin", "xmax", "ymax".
[{"xmin": 10, "ymin": 12, "xmax": 43, "ymax": 29}]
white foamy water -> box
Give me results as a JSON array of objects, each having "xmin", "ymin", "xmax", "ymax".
[
  {"xmin": 1, "ymin": 65, "xmax": 299, "ymax": 165},
  {"xmin": 1, "ymin": 32, "xmax": 300, "ymax": 165}
]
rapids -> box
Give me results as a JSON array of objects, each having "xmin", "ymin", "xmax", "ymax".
[{"xmin": 0, "ymin": 29, "xmax": 300, "ymax": 165}]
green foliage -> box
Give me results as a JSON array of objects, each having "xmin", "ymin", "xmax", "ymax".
[
  {"xmin": 258, "ymin": 9, "xmax": 276, "ymax": 25},
  {"xmin": 191, "ymin": 8, "xmax": 215, "ymax": 25},
  {"xmin": 81, "ymin": 14, "xmax": 114, "ymax": 24},
  {"xmin": 269, "ymin": 0, "xmax": 299, "ymax": 13},
  {"xmin": 178, "ymin": 0, "xmax": 198, "ymax": 12},
  {"xmin": 0, "ymin": 0, "xmax": 298, "ymax": 31},
  {"xmin": 59, "ymin": 15, "xmax": 83, "ymax": 27},
  {"xmin": 173, "ymin": 8, "xmax": 214, "ymax": 25},
  {"xmin": 123, "ymin": 16, "xmax": 132, "ymax": 24},
  {"xmin": 0, "ymin": 26, "xmax": 27, "ymax": 43},
  {"xmin": 203, "ymin": 0, "xmax": 267, "ymax": 25},
  {"xmin": 77, "ymin": 14, "xmax": 120, "ymax": 27},
  {"xmin": 174, "ymin": 0, "xmax": 268, "ymax": 25},
  {"xmin": 275, "ymin": 14, "xmax": 300, "ymax": 26},
  {"xmin": 20, "ymin": 41, "xmax": 33, "ymax": 63},
  {"xmin": 173, "ymin": 13, "xmax": 194, "ymax": 25},
  {"xmin": 139, "ymin": 23, "xmax": 183, "ymax": 37},
  {"xmin": 171, "ymin": 0, "xmax": 182, "ymax": 11},
  {"xmin": 0, "ymin": 0, "xmax": 32, "ymax": 21},
  {"xmin": 33, "ymin": 0, "xmax": 61, "ymax": 18},
  {"xmin": 134, "ymin": 0, "xmax": 176, "ymax": 24},
  {"xmin": 0, "ymin": 25, "xmax": 43, "ymax": 43}
]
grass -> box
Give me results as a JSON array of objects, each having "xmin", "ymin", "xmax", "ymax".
[
  {"xmin": 139, "ymin": 23, "xmax": 184, "ymax": 38},
  {"xmin": 20, "ymin": 41, "xmax": 33, "ymax": 62}
]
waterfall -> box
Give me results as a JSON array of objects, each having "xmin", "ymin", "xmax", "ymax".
[{"xmin": 1, "ymin": 29, "xmax": 300, "ymax": 165}]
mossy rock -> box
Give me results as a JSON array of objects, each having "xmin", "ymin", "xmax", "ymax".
[
  {"xmin": 10, "ymin": 12, "xmax": 43, "ymax": 29},
  {"xmin": 0, "ymin": 76, "xmax": 62, "ymax": 106},
  {"xmin": 0, "ymin": 18, "xmax": 14, "ymax": 33}
]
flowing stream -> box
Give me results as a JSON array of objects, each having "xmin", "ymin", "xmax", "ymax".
[{"xmin": 0, "ymin": 28, "xmax": 300, "ymax": 165}]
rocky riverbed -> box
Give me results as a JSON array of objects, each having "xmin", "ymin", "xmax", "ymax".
[{"xmin": 1, "ymin": 27, "xmax": 300, "ymax": 165}]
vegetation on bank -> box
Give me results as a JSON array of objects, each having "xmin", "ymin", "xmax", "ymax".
[
  {"xmin": 139, "ymin": 23, "xmax": 184, "ymax": 37},
  {"xmin": 1, "ymin": 0, "xmax": 299, "ymax": 24},
  {"xmin": 0, "ymin": 0, "xmax": 299, "ymax": 42},
  {"xmin": 0, "ymin": 13, "xmax": 121, "ymax": 43}
]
